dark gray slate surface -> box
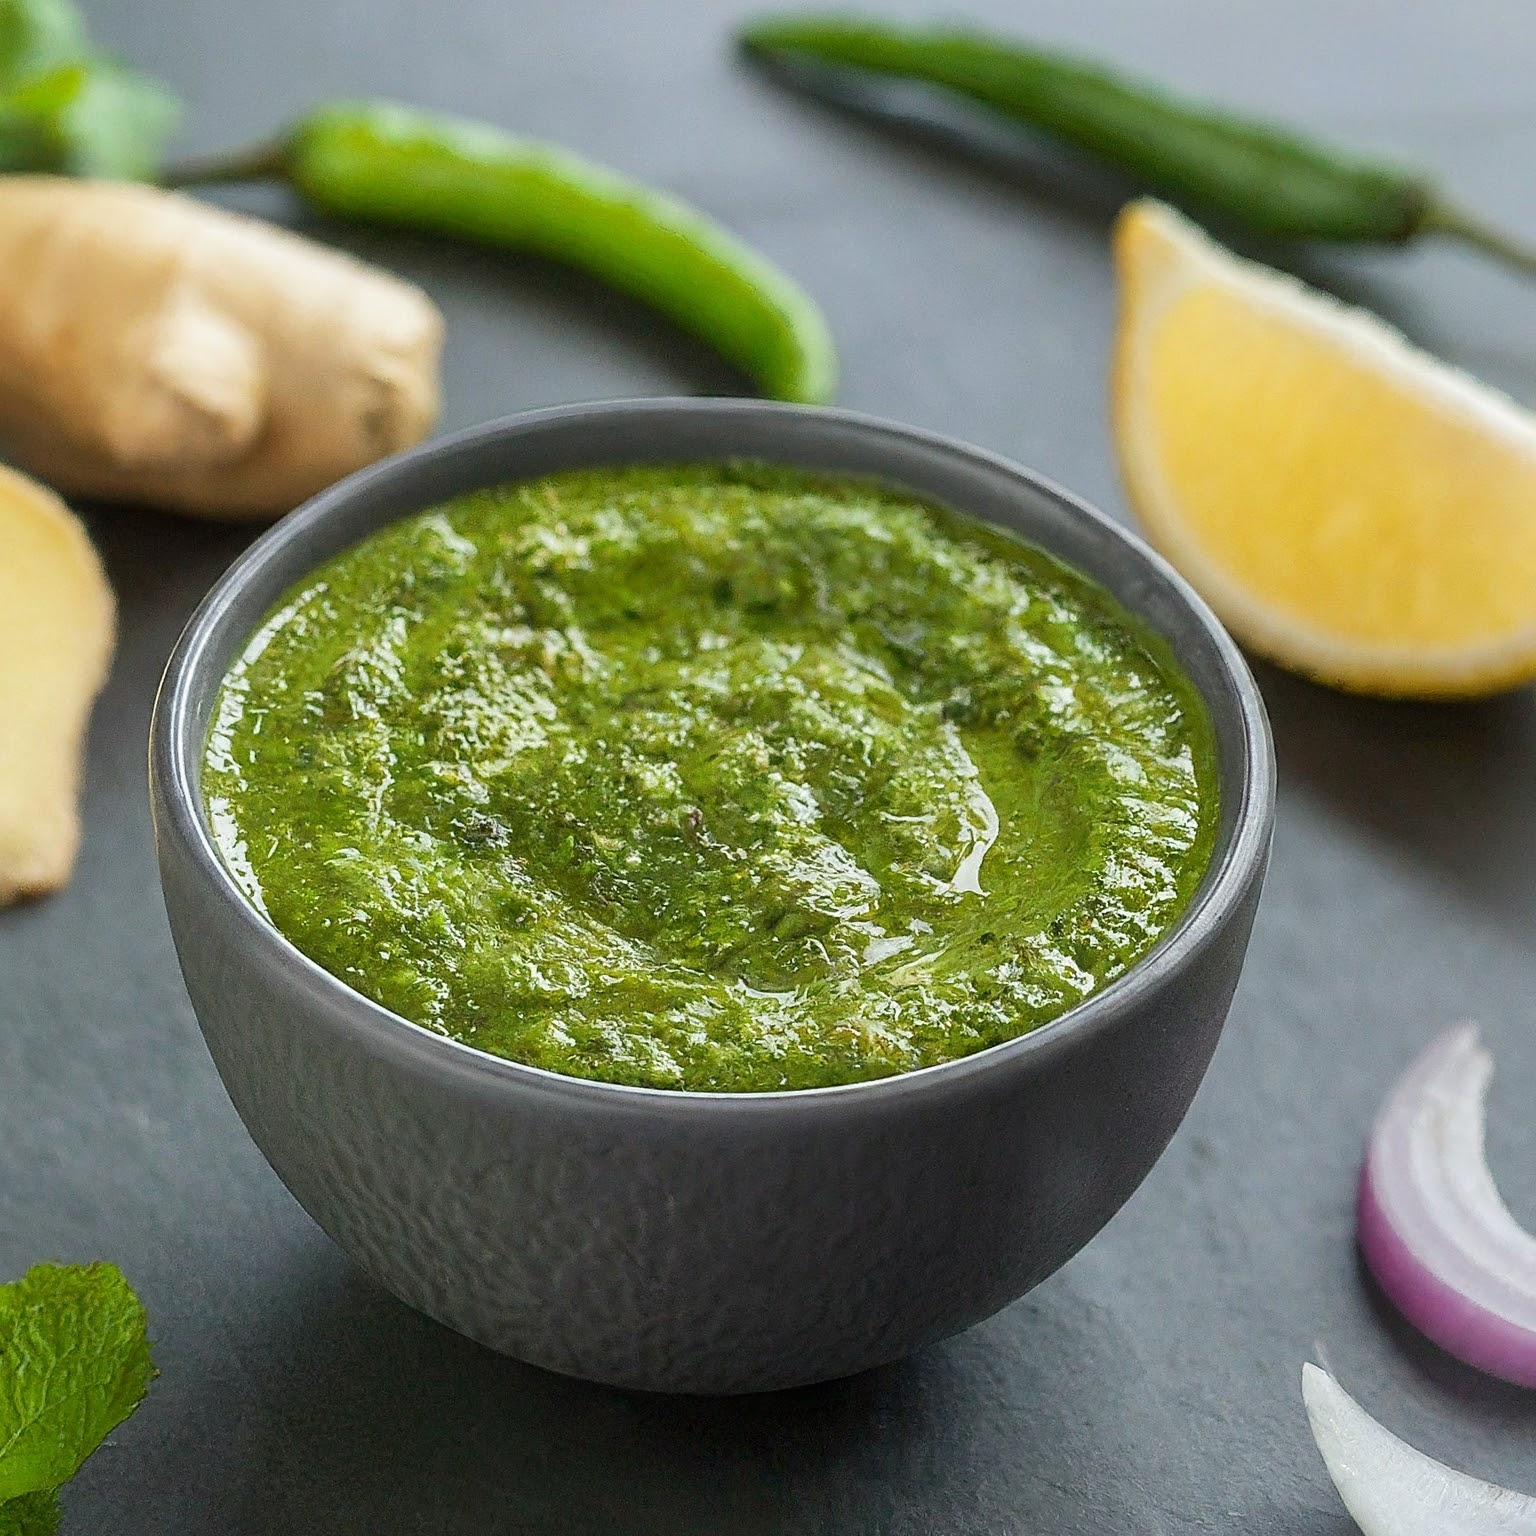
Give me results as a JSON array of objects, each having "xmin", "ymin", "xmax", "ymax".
[{"xmin": 3, "ymin": 0, "xmax": 1534, "ymax": 1529}]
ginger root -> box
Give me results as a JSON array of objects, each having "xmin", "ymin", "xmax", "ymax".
[
  {"xmin": 0, "ymin": 177, "xmax": 443, "ymax": 519},
  {"xmin": 0, "ymin": 464, "xmax": 115, "ymax": 903}
]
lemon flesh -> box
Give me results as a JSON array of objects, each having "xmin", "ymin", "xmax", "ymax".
[{"xmin": 1113, "ymin": 198, "xmax": 1536, "ymax": 697}]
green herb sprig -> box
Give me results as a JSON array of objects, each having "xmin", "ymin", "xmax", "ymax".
[
  {"xmin": 0, "ymin": 1263, "xmax": 156, "ymax": 1534},
  {"xmin": 0, "ymin": 0, "xmax": 177, "ymax": 178}
]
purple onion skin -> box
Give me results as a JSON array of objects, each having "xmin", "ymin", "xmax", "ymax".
[{"xmin": 1357, "ymin": 1161, "xmax": 1536, "ymax": 1388}]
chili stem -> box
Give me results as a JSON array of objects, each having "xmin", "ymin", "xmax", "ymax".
[
  {"xmin": 160, "ymin": 141, "xmax": 289, "ymax": 189},
  {"xmin": 1424, "ymin": 202, "xmax": 1536, "ymax": 279}
]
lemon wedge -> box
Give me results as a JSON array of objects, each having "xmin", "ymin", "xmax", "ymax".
[{"xmin": 1112, "ymin": 198, "xmax": 1536, "ymax": 698}]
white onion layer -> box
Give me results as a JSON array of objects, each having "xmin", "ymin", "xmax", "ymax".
[
  {"xmin": 1357, "ymin": 1022, "xmax": 1536, "ymax": 1386},
  {"xmin": 1303, "ymin": 1363, "xmax": 1536, "ymax": 1536}
]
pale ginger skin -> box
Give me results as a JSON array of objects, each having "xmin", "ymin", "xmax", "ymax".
[
  {"xmin": 0, "ymin": 177, "xmax": 443, "ymax": 518},
  {"xmin": 0, "ymin": 464, "xmax": 115, "ymax": 903}
]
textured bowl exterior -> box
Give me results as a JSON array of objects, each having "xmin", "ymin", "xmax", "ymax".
[{"xmin": 151, "ymin": 400, "xmax": 1274, "ymax": 1394}]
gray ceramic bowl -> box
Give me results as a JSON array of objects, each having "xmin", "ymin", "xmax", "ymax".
[{"xmin": 151, "ymin": 399, "xmax": 1274, "ymax": 1394}]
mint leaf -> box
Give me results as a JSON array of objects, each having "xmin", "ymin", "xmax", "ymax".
[
  {"xmin": 0, "ymin": 1264, "xmax": 155, "ymax": 1505},
  {"xmin": 0, "ymin": 1490, "xmax": 61, "ymax": 1536},
  {"xmin": 0, "ymin": 0, "xmax": 177, "ymax": 176}
]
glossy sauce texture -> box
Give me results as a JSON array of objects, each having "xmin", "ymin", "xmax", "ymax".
[{"xmin": 205, "ymin": 465, "xmax": 1217, "ymax": 1090}]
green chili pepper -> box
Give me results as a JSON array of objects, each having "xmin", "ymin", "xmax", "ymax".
[
  {"xmin": 168, "ymin": 100, "xmax": 836, "ymax": 405},
  {"xmin": 740, "ymin": 13, "xmax": 1536, "ymax": 276}
]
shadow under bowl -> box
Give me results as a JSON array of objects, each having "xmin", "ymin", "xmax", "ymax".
[{"xmin": 150, "ymin": 398, "xmax": 1274, "ymax": 1394}]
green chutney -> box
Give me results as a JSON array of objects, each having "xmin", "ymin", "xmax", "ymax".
[{"xmin": 205, "ymin": 464, "xmax": 1218, "ymax": 1092}]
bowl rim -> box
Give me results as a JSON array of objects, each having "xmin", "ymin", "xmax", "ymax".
[{"xmin": 151, "ymin": 397, "xmax": 1275, "ymax": 1113}]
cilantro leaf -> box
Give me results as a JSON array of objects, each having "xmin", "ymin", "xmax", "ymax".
[
  {"xmin": 5, "ymin": 58, "xmax": 179, "ymax": 176},
  {"xmin": 0, "ymin": 0, "xmax": 178, "ymax": 176},
  {"xmin": 0, "ymin": 1264, "xmax": 155, "ymax": 1507},
  {"xmin": 0, "ymin": 0, "xmax": 83, "ymax": 87},
  {"xmin": 0, "ymin": 1489, "xmax": 61, "ymax": 1536}
]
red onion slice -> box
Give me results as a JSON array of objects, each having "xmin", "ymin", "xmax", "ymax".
[
  {"xmin": 1303, "ymin": 1363, "xmax": 1536, "ymax": 1535},
  {"xmin": 1357, "ymin": 1022, "xmax": 1536, "ymax": 1387}
]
